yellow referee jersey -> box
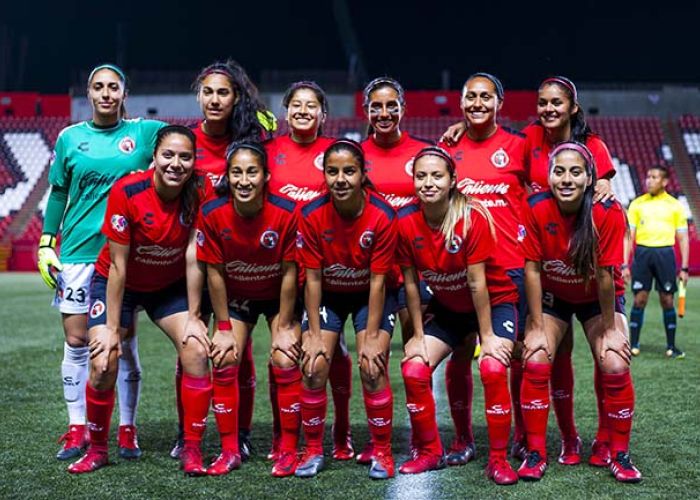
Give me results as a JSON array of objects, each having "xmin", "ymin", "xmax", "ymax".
[{"xmin": 627, "ymin": 191, "xmax": 688, "ymax": 247}]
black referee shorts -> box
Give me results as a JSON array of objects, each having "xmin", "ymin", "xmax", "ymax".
[{"xmin": 631, "ymin": 245, "xmax": 678, "ymax": 294}]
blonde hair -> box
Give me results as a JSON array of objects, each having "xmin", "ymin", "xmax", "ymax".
[{"xmin": 441, "ymin": 192, "xmax": 496, "ymax": 245}]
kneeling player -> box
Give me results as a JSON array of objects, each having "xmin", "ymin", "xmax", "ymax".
[
  {"xmin": 519, "ymin": 141, "xmax": 641, "ymax": 483},
  {"xmin": 197, "ymin": 142, "xmax": 301, "ymax": 476},
  {"xmin": 397, "ymin": 147, "xmax": 520, "ymax": 485},
  {"xmin": 296, "ymin": 139, "xmax": 398, "ymax": 479}
]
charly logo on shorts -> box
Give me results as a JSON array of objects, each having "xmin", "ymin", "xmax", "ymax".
[
  {"xmin": 89, "ymin": 300, "xmax": 105, "ymax": 319},
  {"xmin": 445, "ymin": 235, "xmax": 463, "ymax": 254},
  {"xmin": 490, "ymin": 148, "xmax": 509, "ymax": 168},
  {"xmin": 196, "ymin": 229, "xmax": 205, "ymax": 247},
  {"xmin": 632, "ymin": 281, "xmax": 643, "ymax": 290},
  {"xmin": 260, "ymin": 230, "xmax": 279, "ymax": 249},
  {"xmin": 360, "ymin": 230, "xmax": 375, "ymax": 249},
  {"xmin": 111, "ymin": 214, "xmax": 127, "ymax": 233},
  {"xmin": 404, "ymin": 157, "xmax": 415, "ymax": 177},
  {"xmin": 313, "ymin": 152, "xmax": 325, "ymax": 171},
  {"xmin": 119, "ymin": 136, "xmax": 136, "ymax": 154}
]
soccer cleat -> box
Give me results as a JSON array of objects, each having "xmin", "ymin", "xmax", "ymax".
[
  {"xmin": 180, "ymin": 446, "xmax": 207, "ymax": 476},
  {"xmin": 446, "ymin": 439, "xmax": 476, "ymax": 466},
  {"xmin": 207, "ymin": 449, "xmax": 242, "ymax": 476},
  {"xmin": 170, "ymin": 430, "xmax": 185, "ymax": 459},
  {"xmin": 666, "ymin": 347, "xmax": 685, "ymax": 359},
  {"xmin": 332, "ymin": 427, "xmax": 355, "ymax": 460},
  {"xmin": 239, "ymin": 429, "xmax": 253, "ymax": 461},
  {"xmin": 271, "ymin": 450, "xmax": 298, "ymax": 477},
  {"xmin": 369, "ymin": 450, "xmax": 395, "ymax": 479},
  {"xmin": 294, "ymin": 451, "xmax": 325, "ymax": 478},
  {"xmin": 56, "ymin": 425, "xmax": 88, "ymax": 460},
  {"xmin": 399, "ymin": 451, "xmax": 446, "ymax": 474},
  {"xmin": 631, "ymin": 346, "xmax": 640, "ymax": 357},
  {"xmin": 67, "ymin": 449, "xmax": 108, "ymax": 474},
  {"xmin": 118, "ymin": 425, "xmax": 142, "ymax": 460},
  {"xmin": 267, "ymin": 433, "xmax": 280, "ymax": 461},
  {"xmin": 558, "ymin": 436, "xmax": 582, "ymax": 465},
  {"xmin": 485, "ymin": 456, "xmax": 519, "ymax": 485},
  {"xmin": 356, "ymin": 441, "xmax": 374, "ymax": 465},
  {"xmin": 589, "ymin": 439, "xmax": 612, "ymax": 467},
  {"xmin": 517, "ymin": 450, "xmax": 547, "ymax": 481},
  {"xmin": 510, "ymin": 438, "xmax": 528, "ymax": 461},
  {"xmin": 609, "ymin": 452, "xmax": 642, "ymax": 483}
]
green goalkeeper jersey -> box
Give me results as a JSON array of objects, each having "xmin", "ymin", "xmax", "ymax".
[{"xmin": 44, "ymin": 118, "xmax": 166, "ymax": 263}]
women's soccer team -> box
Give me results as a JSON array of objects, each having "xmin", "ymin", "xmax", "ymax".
[{"xmin": 38, "ymin": 59, "xmax": 642, "ymax": 484}]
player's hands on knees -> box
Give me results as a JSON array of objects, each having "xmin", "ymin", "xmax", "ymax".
[
  {"xmin": 597, "ymin": 327, "xmax": 631, "ymax": 365},
  {"xmin": 440, "ymin": 121, "xmax": 467, "ymax": 147},
  {"xmin": 522, "ymin": 325, "xmax": 551, "ymax": 363},
  {"xmin": 271, "ymin": 322, "xmax": 301, "ymax": 364},
  {"xmin": 401, "ymin": 335, "xmax": 429, "ymax": 365},
  {"xmin": 89, "ymin": 327, "xmax": 121, "ymax": 373},
  {"xmin": 37, "ymin": 234, "xmax": 63, "ymax": 289},
  {"xmin": 301, "ymin": 333, "xmax": 329, "ymax": 378},
  {"xmin": 182, "ymin": 315, "xmax": 211, "ymax": 356},
  {"xmin": 479, "ymin": 332, "xmax": 512, "ymax": 367},
  {"xmin": 359, "ymin": 338, "xmax": 388, "ymax": 381},
  {"xmin": 211, "ymin": 327, "xmax": 237, "ymax": 368},
  {"xmin": 593, "ymin": 178, "xmax": 615, "ymax": 203}
]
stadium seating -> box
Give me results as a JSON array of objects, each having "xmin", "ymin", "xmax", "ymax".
[{"xmin": 679, "ymin": 115, "xmax": 700, "ymax": 186}]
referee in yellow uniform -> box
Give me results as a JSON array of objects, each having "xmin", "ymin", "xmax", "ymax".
[{"xmin": 623, "ymin": 165, "xmax": 689, "ymax": 358}]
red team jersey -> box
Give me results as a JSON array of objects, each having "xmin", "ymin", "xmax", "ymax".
[
  {"xmin": 396, "ymin": 202, "xmax": 518, "ymax": 313},
  {"xmin": 95, "ymin": 170, "xmax": 191, "ymax": 292},
  {"xmin": 522, "ymin": 122, "xmax": 616, "ymax": 192},
  {"xmin": 521, "ymin": 192, "xmax": 626, "ymax": 303},
  {"xmin": 361, "ymin": 133, "xmax": 432, "ymax": 209},
  {"xmin": 265, "ymin": 135, "xmax": 335, "ymax": 202},
  {"xmin": 196, "ymin": 192, "xmax": 297, "ymax": 301},
  {"xmin": 297, "ymin": 190, "xmax": 398, "ymax": 293},
  {"xmin": 442, "ymin": 126, "xmax": 528, "ymax": 270},
  {"xmin": 191, "ymin": 121, "xmax": 229, "ymax": 190}
]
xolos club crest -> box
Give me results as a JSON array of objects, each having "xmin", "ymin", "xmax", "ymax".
[
  {"xmin": 490, "ymin": 148, "xmax": 509, "ymax": 168},
  {"xmin": 119, "ymin": 136, "xmax": 136, "ymax": 154}
]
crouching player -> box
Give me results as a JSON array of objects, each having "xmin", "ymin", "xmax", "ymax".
[
  {"xmin": 397, "ymin": 147, "xmax": 520, "ymax": 485},
  {"xmin": 197, "ymin": 141, "xmax": 301, "ymax": 476},
  {"xmin": 296, "ymin": 139, "xmax": 398, "ymax": 479},
  {"xmin": 68, "ymin": 126, "xmax": 212, "ymax": 474},
  {"xmin": 519, "ymin": 141, "xmax": 641, "ymax": 483}
]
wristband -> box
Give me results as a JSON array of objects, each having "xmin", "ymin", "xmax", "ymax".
[
  {"xmin": 39, "ymin": 234, "xmax": 57, "ymax": 248},
  {"xmin": 217, "ymin": 320, "xmax": 232, "ymax": 331},
  {"xmin": 681, "ymin": 267, "xmax": 689, "ymax": 273}
]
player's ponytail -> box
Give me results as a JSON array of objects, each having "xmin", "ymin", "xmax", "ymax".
[{"xmin": 154, "ymin": 125, "xmax": 199, "ymax": 225}]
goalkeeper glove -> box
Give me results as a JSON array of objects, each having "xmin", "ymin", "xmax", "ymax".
[{"xmin": 37, "ymin": 234, "xmax": 63, "ymax": 289}]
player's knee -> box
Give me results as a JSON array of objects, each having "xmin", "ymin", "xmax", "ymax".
[
  {"xmin": 271, "ymin": 350, "xmax": 296, "ymax": 369},
  {"xmin": 660, "ymin": 294, "xmax": 674, "ymax": 309},
  {"xmin": 599, "ymin": 354, "xmax": 629, "ymax": 374},
  {"xmin": 527, "ymin": 350, "xmax": 551, "ymax": 365},
  {"xmin": 479, "ymin": 356, "xmax": 508, "ymax": 386},
  {"xmin": 633, "ymin": 293, "xmax": 648, "ymax": 308},
  {"xmin": 401, "ymin": 360, "xmax": 431, "ymax": 388},
  {"xmin": 182, "ymin": 338, "xmax": 209, "ymax": 361},
  {"xmin": 303, "ymin": 357, "xmax": 329, "ymax": 389},
  {"xmin": 65, "ymin": 332, "xmax": 88, "ymax": 348}
]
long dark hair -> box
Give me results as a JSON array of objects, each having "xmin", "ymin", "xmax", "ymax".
[
  {"xmin": 362, "ymin": 77, "xmax": 406, "ymax": 138},
  {"xmin": 539, "ymin": 76, "xmax": 591, "ymax": 142},
  {"xmin": 282, "ymin": 81, "xmax": 328, "ymax": 137},
  {"xmin": 215, "ymin": 141, "xmax": 269, "ymax": 197},
  {"xmin": 549, "ymin": 141, "xmax": 598, "ymax": 279},
  {"xmin": 154, "ymin": 125, "xmax": 198, "ymax": 224},
  {"xmin": 193, "ymin": 59, "xmax": 269, "ymax": 142}
]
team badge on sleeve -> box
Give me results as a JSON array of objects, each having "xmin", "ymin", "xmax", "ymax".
[
  {"xmin": 119, "ymin": 136, "xmax": 136, "ymax": 154},
  {"xmin": 89, "ymin": 300, "xmax": 105, "ymax": 319},
  {"xmin": 490, "ymin": 148, "xmax": 510, "ymax": 168},
  {"xmin": 359, "ymin": 230, "xmax": 375, "ymax": 249},
  {"xmin": 111, "ymin": 214, "xmax": 128, "ymax": 233},
  {"xmin": 196, "ymin": 229, "xmax": 205, "ymax": 247},
  {"xmin": 445, "ymin": 235, "xmax": 463, "ymax": 254},
  {"xmin": 260, "ymin": 230, "xmax": 279, "ymax": 249}
]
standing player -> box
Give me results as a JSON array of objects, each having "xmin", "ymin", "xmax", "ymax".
[
  {"xmin": 519, "ymin": 141, "xmax": 641, "ymax": 483},
  {"xmin": 197, "ymin": 141, "xmax": 301, "ymax": 476},
  {"xmin": 624, "ymin": 165, "xmax": 689, "ymax": 358},
  {"xmin": 67, "ymin": 126, "xmax": 210, "ymax": 474},
  {"xmin": 441, "ymin": 73, "xmax": 528, "ymax": 466},
  {"xmin": 398, "ymin": 147, "xmax": 520, "ymax": 485},
  {"xmin": 38, "ymin": 63, "xmax": 165, "ymax": 461},
  {"xmin": 171, "ymin": 60, "xmax": 276, "ymax": 460},
  {"xmin": 296, "ymin": 139, "xmax": 398, "ymax": 479}
]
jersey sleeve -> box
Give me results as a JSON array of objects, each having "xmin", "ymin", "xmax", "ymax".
[
  {"xmin": 596, "ymin": 204, "xmax": 626, "ymax": 267},
  {"xmin": 141, "ymin": 119, "xmax": 168, "ymax": 150},
  {"xmin": 196, "ymin": 210, "xmax": 224, "ymax": 265},
  {"xmin": 588, "ymin": 136, "xmax": 616, "ymax": 180},
  {"xmin": 47, "ymin": 131, "xmax": 70, "ymax": 188},
  {"xmin": 297, "ymin": 214, "xmax": 323, "ymax": 269},
  {"xmin": 101, "ymin": 182, "xmax": 132, "ymax": 245},
  {"xmin": 370, "ymin": 215, "xmax": 398, "ymax": 274},
  {"xmin": 673, "ymin": 200, "xmax": 689, "ymax": 232},
  {"xmin": 464, "ymin": 208, "xmax": 496, "ymax": 265},
  {"xmin": 281, "ymin": 212, "xmax": 298, "ymax": 262},
  {"xmin": 520, "ymin": 202, "xmax": 542, "ymax": 262}
]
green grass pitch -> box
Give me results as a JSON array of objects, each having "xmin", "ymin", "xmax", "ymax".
[{"xmin": 0, "ymin": 273, "xmax": 698, "ymax": 499}]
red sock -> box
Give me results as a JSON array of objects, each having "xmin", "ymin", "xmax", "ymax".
[
  {"xmin": 329, "ymin": 349, "xmax": 352, "ymax": 443},
  {"xmin": 480, "ymin": 357, "xmax": 512, "ymax": 459},
  {"xmin": 181, "ymin": 372, "xmax": 212, "ymax": 447},
  {"xmin": 175, "ymin": 358, "xmax": 184, "ymax": 432},
  {"xmin": 594, "ymin": 362, "xmax": 609, "ymax": 443},
  {"xmin": 445, "ymin": 357, "xmax": 474, "ymax": 443},
  {"xmin": 213, "ymin": 366, "xmax": 239, "ymax": 452},
  {"xmin": 363, "ymin": 385, "xmax": 393, "ymax": 454},
  {"xmin": 550, "ymin": 351, "xmax": 578, "ymax": 441},
  {"xmin": 273, "ymin": 366, "xmax": 301, "ymax": 453},
  {"xmin": 601, "ymin": 370, "xmax": 635, "ymax": 455},
  {"xmin": 521, "ymin": 361, "xmax": 551, "ymax": 455},
  {"xmin": 510, "ymin": 358, "xmax": 524, "ymax": 443},
  {"xmin": 237, "ymin": 338, "xmax": 256, "ymax": 433},
  {"xmin": 86, "ymin": 384, "xmax": 115, "ymax": 453},
  {"xmin": 402, "ymin": 361, "xmax": 441, "ymax": 455},
  {"xmin": 300, "ymin": 386, "xmax": 327, "ymax": 454},
  {"xmin": 268, "ymin": 361, "xmax": 280, "ymax": 440}
]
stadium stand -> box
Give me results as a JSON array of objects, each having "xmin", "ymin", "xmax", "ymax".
[{"xmin": 680, "ymin": 115, "xmax": 700, "ymax": 186}]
